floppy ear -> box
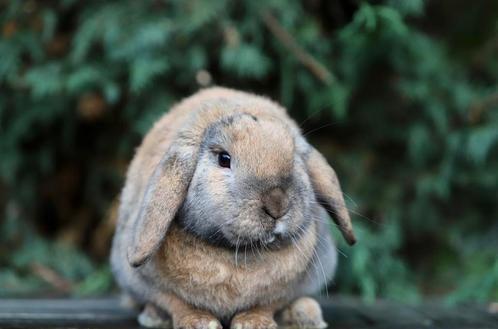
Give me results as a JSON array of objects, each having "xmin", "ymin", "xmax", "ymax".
[
  {"xmin": 127, "ymin": 143, "xmax": 198, "ymax": 267},
  {"xmin": 305, "ymin": 147, "xmax": 356, "ymax": 245}
]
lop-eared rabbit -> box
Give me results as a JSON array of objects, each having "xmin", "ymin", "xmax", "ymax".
[{"xmin": 111, "ymin": 87, "xmax": 356, "ymax": 329}]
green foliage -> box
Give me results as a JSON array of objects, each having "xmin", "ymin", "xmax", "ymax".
[
  {"xmin": 0, "ymin": 0, "xmax": 497, "ymax": 302},
  {"xmin": 333, "ymin": 217, "xmax": 420, "ymax": 303},
  {"xmin": 221, "ymin": 44, "xmax": 272, "ymax": 79},
  {"xmin": 0, "ymin": 210, "xmax": 112, "ymax": 296}
]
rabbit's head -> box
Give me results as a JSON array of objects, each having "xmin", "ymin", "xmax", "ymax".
[
  {"xmin": 127, "ymin": 97, "xmax": 355, "ymax": 267},
  {"xmin": 178, "ymin": 113, "xmax": 314, "ymax": 249}
]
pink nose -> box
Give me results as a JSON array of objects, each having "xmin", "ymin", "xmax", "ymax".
[{"xmin": 262, "ymin": 188, "xmax": 289, "ymax": 219}]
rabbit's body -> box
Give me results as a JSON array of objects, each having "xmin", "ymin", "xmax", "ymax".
[
  {"xmin": 112, "ymin": 218, "xmax": 336, "ymax": 321},
  {"xmin": 111, "ymin": 88, "xmax": 354, "ymax": 329}
]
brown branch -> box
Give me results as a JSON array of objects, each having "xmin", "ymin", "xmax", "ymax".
[
  {"xmin": 31, "ymin": 263, "xmax": 72, "ymax": 293},
  {"xmin": 472, "ymin": 34, "xmax": 498, "ymax": 68},
  {"xmin": 261, "ymin": 11, "xmax": 335, "ymax": 85},
  {"xmin": 469, "ymin": 90, "xmax": 498, "ymax": 123}
]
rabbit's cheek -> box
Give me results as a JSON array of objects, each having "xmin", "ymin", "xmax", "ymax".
[
  {"xmin": 226, "ymin": 219, "xmax": 263, "ymax": 240},
  {"xmin": 206, "ymin": 170, "xmax": 229, "ymax": 203}
]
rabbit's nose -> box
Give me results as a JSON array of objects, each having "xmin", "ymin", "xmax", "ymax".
[{"xmin": 262, "ymin": 188, "xmax": 289, "ymax": 220}]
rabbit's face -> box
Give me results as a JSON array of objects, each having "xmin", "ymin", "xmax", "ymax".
[{"xmin": 178, "ymin": 114, "xmax": 314, "ymax": 249}]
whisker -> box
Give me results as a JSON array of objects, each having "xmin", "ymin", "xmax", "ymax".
[
  {"xmin": 235, "ymin": 234, "xmax": 240, "ymax": 267},
  {"xmin": 341, "ymin": 191, "xmax": 358, "ymax": 208},
  {"xmin": 255, "ymin": 240, "xmax": 264, "ymax": 261},
  {"xmin": 309, "ymin": 200, "xmax": 381, "ymax": 225},
  {"xmin": 302, "ymin": 122, "xmax": 340, "ymax": 138},
  {"xmin": 244, "ymin": 244, "xmax": 248, "ymax": 268},
  {"xmin": 250, "ymin": 240, "xmax": 256, "ymax": 260},
  {"xmin": 305, "ymin": 224, "xmax": 333, "ymax": 297},
  {"xmin": 294, "ymin": 226, "xmax": 329, "ymax": 298},
  {"xmin": 289, "ymin": 233, "xmax": 308, "ymax": 269},
  {"xmin": 207, "ymin": 217, "xmax": 238, "ymax": 240},
  {"xmin": 298, "ymin": 108, "xmax": 325, "ymax": 129},
  {"xmin": 307, "ymin": 216, "xmax": 350, "ymax": 261}
]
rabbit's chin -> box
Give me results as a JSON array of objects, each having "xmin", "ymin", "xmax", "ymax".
[
  {"xmin": 213, "ymin": 232, "xmax": 292, "ymax": 250},
  {"xmin": 225, "ymin": 232, "xmax": 290, "ymax": 249},
  {"xmin": 177, "ymin": 221, "xmax": 293, "ymax": 251}
]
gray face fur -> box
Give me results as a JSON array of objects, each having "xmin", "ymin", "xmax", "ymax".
[{"xmin": 177, "ymin": 114, "xmax": 315, "ymax": 249}]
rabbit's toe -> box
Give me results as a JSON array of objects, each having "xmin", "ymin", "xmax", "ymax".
[
  {"xmin": 173, "ymin": 312, "xmax": 222, "ymax": 329},
  {"xmin": 280, "ymin": 297, "xmax": 327, "ymax": 329},
  {"xmin": 230, "ymin": 311, "xmax": 277, "ymax": 329},
  {"xmin": 138, "ymin": 304, "xmax": 171, "ymax": 328}
]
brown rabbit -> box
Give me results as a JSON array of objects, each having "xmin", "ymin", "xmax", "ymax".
[{"xmin": 111, "ymin": 87, "xmax": 356, "ymax": 329}]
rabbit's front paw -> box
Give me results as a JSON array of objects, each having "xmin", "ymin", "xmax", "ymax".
[
  {"xmin": 230, "ymin": 311, "xmax": 277, "ymax": 329},
  {"xmin": 280, "ymin": 297, "xmax": 327, "ymax": 329},
  {"xmin": 173, "ymin": 312, "xmax": 222, "ymax": 329}
]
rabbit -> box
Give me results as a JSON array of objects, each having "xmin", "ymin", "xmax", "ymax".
[{"xmin": 110, "ymin": 87, "xmax": 356, "ymax": 329}]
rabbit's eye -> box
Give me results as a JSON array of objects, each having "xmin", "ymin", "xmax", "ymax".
[{"xmin": 218, "ymin": 151, "xmax": 231, "ymax": 168}]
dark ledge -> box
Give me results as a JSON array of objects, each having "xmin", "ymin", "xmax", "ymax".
[{"xmin": 0, "ymin": 297, "xmax": 496, "ymax": 329}]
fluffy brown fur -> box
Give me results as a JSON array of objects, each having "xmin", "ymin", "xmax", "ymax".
[{"xmin": 111, "ymin": 87, "xmax": 355, "ymax": 329}]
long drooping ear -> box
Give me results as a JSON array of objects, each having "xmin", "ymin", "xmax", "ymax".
[
  {"xmin": 127, "ymin": 143, "xmax": 198, "ymax": 267},
  {"xmin": 306, "ymin": 147, "xmax": 356, "ymax": 245}
]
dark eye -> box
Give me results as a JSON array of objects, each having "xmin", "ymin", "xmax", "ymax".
[{"xmin": 218, "ymin": 151, "xmax": 231, "ymax": 168}]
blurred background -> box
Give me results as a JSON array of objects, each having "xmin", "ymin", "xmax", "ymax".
[{"xmin": 0, "ymin": 0, "xmax": 497, "ymax": 303}]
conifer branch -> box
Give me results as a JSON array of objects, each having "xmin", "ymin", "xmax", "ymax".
[{"xmin": 260, "ymin": 11, "xmax": 336, "ymax": 85}]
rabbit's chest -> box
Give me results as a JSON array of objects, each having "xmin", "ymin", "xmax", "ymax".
[{"xmin": 154, "ymin": 224, "xmax": 317, "ymax": 315}]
